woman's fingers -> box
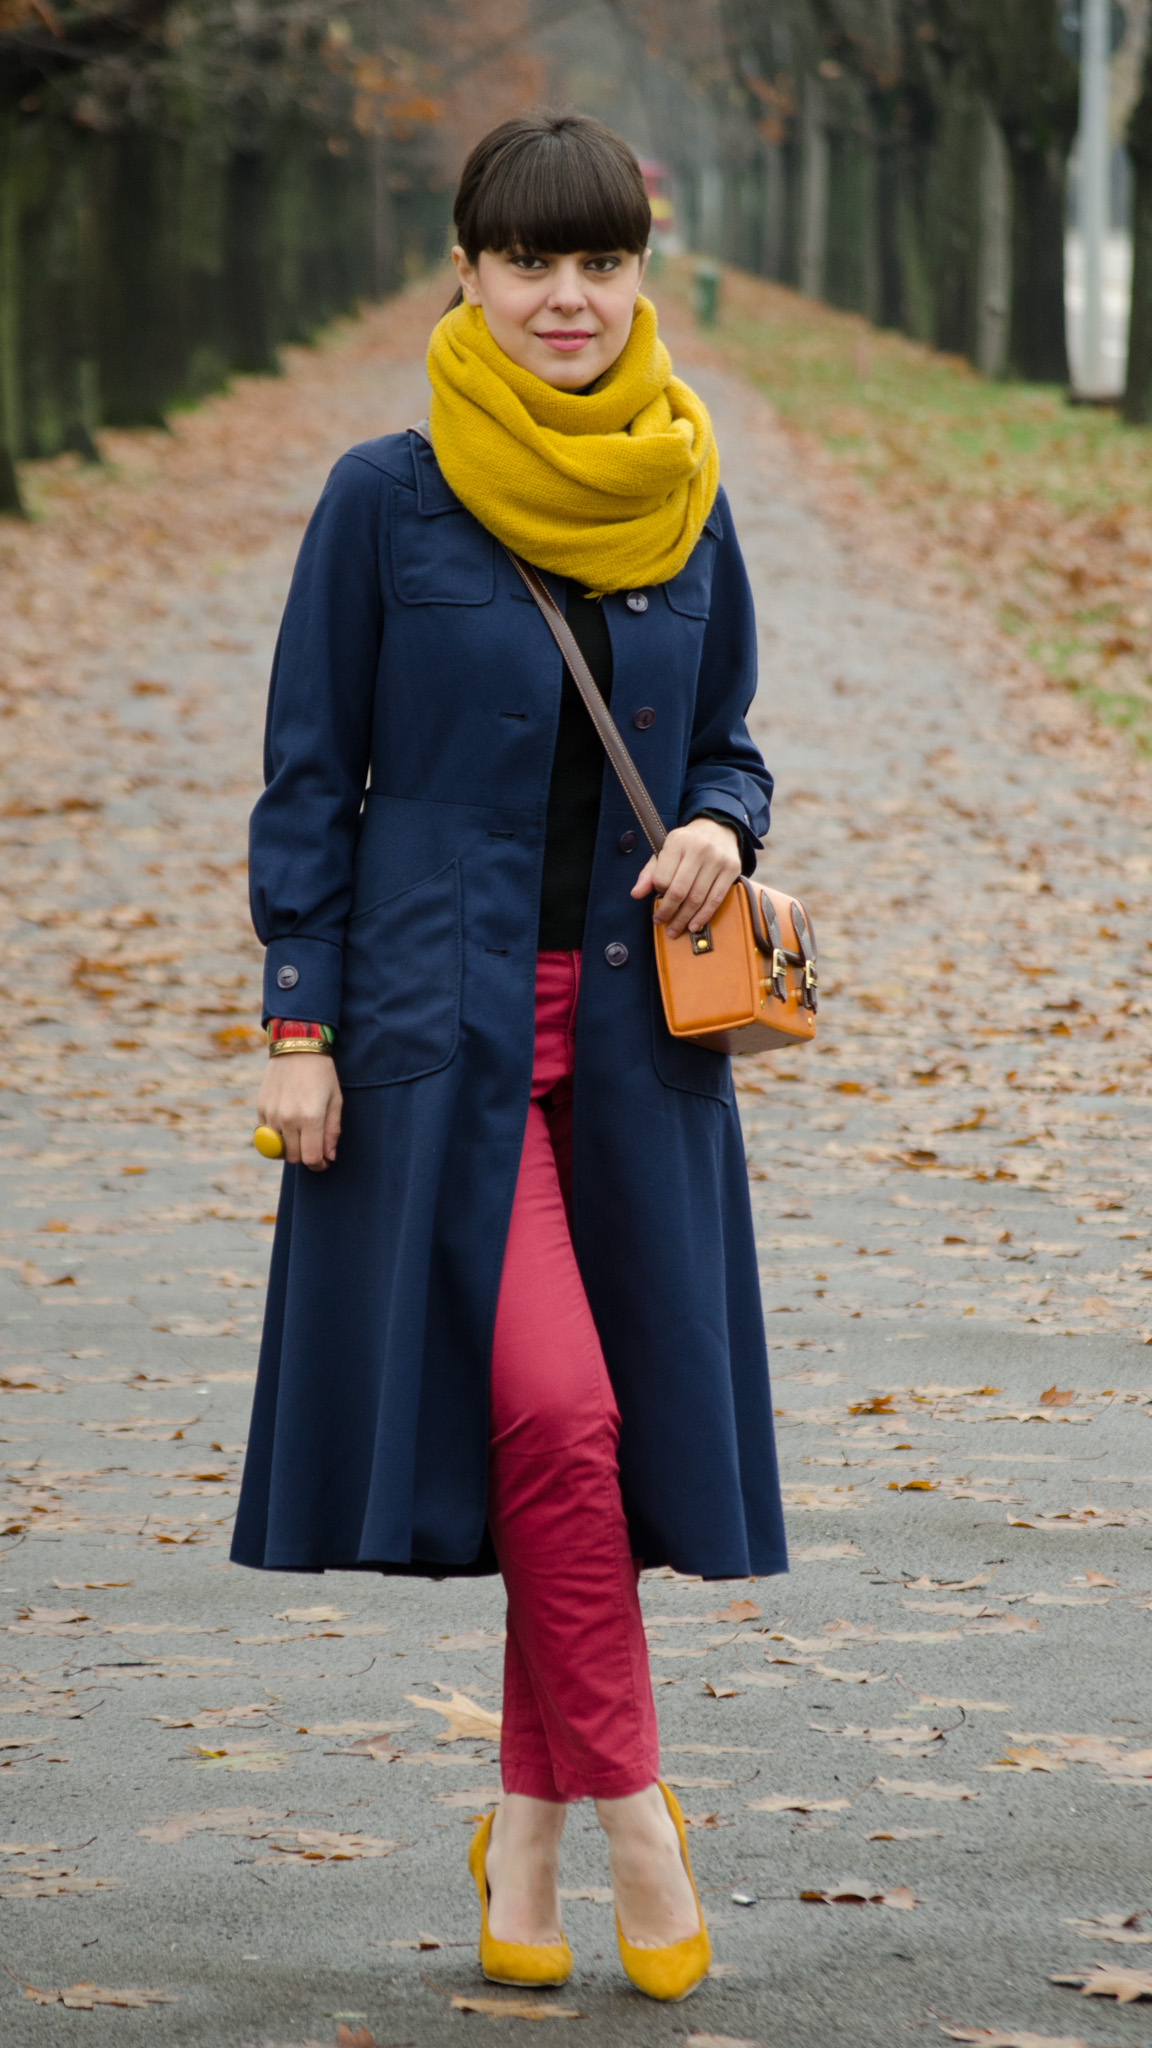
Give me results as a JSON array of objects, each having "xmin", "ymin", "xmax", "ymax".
[
  {"xmin": 323, "ymin": 1084, "xmax": 343, "ymax": 1166},
  {"xmin": 631, "ymin": 821, "xmax": 742, "ymax": 936}
]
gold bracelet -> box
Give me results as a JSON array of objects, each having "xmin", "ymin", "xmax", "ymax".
[{"xmin": 268, "ymin": 1038, "xmax": 333, "ymax": 1058}]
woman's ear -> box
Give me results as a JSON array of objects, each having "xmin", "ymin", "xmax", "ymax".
[{"xmin": 451, "ymin": 245, "xmax": 483, "ymax": 307}]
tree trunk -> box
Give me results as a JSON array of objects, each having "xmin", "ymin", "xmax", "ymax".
[
  {"xmin": 799, "ymin": 75, "xmax": 828, "ymax": 299},
  {"xmin": 1123, "ymin": 35, "xmax": 1152, "ymax": 423},
  {"xmin": 0, "ymin": 112, "xmax": 25, "ymax": 481},
  {"xmin": 0, "ymin": 446, "xmax": 25, "ymax": 516},
  {"xmin": 762, "ymin": 139, "xmax": 786, "ymax": 279},
  {"xmin": 1123, "ymin": 158, "xmax": 1152, "ymax": 420},
  {"xmin": 976, "ymin": 102, "xmax": 1011, "ymax": 377},
  {"xmin": 224, "ymin": 147, "xmax": 277, "ymax": 374},
  {"xmin": 371, "ymin": 136, "xmax": 397, "ymax": 299},
  {"xmin": 97, "ymin": 129, "xmax": 170, "ymax": 428},
  {"xmin": 1007, "ymin": 143, "xmax": 1071, "ymax": 383}
]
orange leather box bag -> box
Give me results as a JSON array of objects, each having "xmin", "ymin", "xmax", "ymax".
[{"xmin": 510, "ymin": 555, "xmax": 818, "ymax": 1057}]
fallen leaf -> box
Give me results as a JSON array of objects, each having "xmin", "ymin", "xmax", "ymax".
[
  {"xmin": 191, "ymin": 1744, "xmax": 286, "ymax": 1771},
  {"xmin": 686, "ymin": 2037, "xmax": 765, "ymax": 2047},
  {"xmin": 1052, "ymin": 1964, "xmax": 1152, "ymax": 2002},
  {"xmin": 559, "ymin": 1886, "xmax": 615, "ymax": 1903},
  {"xmin": 10, "ymin": 1971, "xmax": 178, "ymax": 2009},
  {"xmin": 13, "ymin": 1606, "xmax": 88, "ymax": 1626},
  {"xmin": 914, "ymin": 1696, "xmax": 1012, "ymax": 1713},
  {"xmin": 155, "ymin": 1705, "xmax": 271, "ymax": 1730},
  {"xmin": 335, "ymin": 1735, "xmax": 404, "ymax": 1761},
  {"xmin": 266, "ymin": 1830, "xmax": 401, "ymax": 1862},
  {"xmin": 447, "ymin": 1992, "xmax": 582, "ymax": 2017},
  {"xmin": 1064, "ymin": 1912, "xmax": 1151, "ymax": 1944},
  {"xmin": 0, "ymin": 1869, "xmax": 120, "ymax": 1898},
  {"xmin": 275, "ymin": 1606, "xmax": 349, "ymax": 1623},
  {"xmin": 748, "ymin": 1795, "xmax": 851, "ymax": 1813},
  {"xmin": 867, "ymin": 1827, "xmax": 943, "ymax": 1840},
  {"xmin": 336, "ymin": 2029, "xmax": 376, "ymax": 2048},
  {"xmin": 1040, "ymin": 1386, "xmax": 1075, "ymax": 1405},
  {"xmin": 871, "ymin": 1778, "xmax": 979, "ymax": 1801},
  {"xmin": 295, "ymin": 1721, "xmax": 411, "ymax": 1738},
  {"xmin": 903, "ymin": 1576, "xmax": 993, "ymax": 1593},
  {"xmin": 801, "ymin": 1881, "xmax": 917, "ymax": 1908},
  {"xmin": 404, "ymin": 1690, "xmax": 502, "ymax": 1743},
  {"xmin": 795, "ymin": 1542, "xmax": 865, "ymax": 1561},
  {"xmin": 706, "ymin": 1600, "xmax": 760, "ymax": 1623},
  {"xmin": 942, "ymin": 2030, "xmax": 1091, "ymax": 2048},
  {"xmin": 52, "ymin": 1579, "xmax": 131, "ymax": 1591},
  {"xmin": 981, "ymin": 1746, "xmax": 1066, "ymax": 1774}
]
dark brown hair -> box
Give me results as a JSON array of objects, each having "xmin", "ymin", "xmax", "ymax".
[{"xmin": 447, "ymin": 112, "xmax": 651, "ymax": 308}]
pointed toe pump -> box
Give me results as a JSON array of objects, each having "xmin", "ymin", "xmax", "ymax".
[
  {"xmin": 615, "ymin": 1782, "xmax": 712, "ymax": 2002},
  {"xmin": 468, "ymin": 1809, "xmax": 573, "ymax": 1989}
]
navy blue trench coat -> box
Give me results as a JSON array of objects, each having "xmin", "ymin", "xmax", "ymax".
[{"xmin": 231, "ymin": 428, "xmax": 788, "ymax": 1583}]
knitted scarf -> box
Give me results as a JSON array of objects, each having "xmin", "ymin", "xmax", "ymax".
[{"xmin": 425, "ymin": 295, "xmax": 718, "ymax": 592}]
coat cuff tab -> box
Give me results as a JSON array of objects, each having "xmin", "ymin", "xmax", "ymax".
[{"xmin": 262, "ymin": 935, "xmax": 343, "ymax": 1029}]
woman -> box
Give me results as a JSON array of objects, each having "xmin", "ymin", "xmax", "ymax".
[{"xmin": 233, "ymin": 110, "xmax": 787, "ymax": 2003}]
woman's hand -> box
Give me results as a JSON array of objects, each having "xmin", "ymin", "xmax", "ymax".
[
  {"xmin": 257, "ymin": 1055, "xmax": 343, "ymax": 1172},
  {"xmin": 631, "ymin": 816, "xmax": 742, "ymax": 939}
]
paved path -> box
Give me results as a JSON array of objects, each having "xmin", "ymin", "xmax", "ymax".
[{"xmin": 1, "ymin": 283, "xmax": 1150, "ymax": 2048}]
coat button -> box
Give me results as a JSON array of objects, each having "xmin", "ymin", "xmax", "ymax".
[
  {"xmin": 625, "ymin": 592, "xmax": 649, "ymax": 613},
  {"xmin": 618, "ymin": 829, "xmax": 638, "ymax": 854},
  {"xmin": 604, "ymin": 942, "xmax": 629, "ymax": 968},
  {"xmin": 276, "ymin": 965, "xmax": 299, "ymax": 990},
  {"xmin": 633, "ymin": 706, "xmax": 655, "ymax": 730}
]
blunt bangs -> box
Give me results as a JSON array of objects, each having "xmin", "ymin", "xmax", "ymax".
[{"xmin": 454, "ymin": 114, "xmax": 651, "ymax": 261}]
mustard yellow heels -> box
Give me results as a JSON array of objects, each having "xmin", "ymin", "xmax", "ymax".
[
  {"xmin": 468, "ymin": 1809, "xmax": 573, "ymax": 1988},
  {"xmin": 615, "ymin": 1783, "xmax": 712, "ymax": 2002}
]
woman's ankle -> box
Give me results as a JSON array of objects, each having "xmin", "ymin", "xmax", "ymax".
[{"xmin": 484, "ymin": 1795, "xmax": 567, "ymax": 1946}]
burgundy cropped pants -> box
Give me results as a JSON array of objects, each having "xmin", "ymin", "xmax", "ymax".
[{"xmin": 487, "ymin": 949, "xmax": 661, "ymax": 1802}]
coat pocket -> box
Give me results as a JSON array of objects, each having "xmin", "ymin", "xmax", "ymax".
[
  {"xmin": 339, "ymin": 861, "xmax": 462, "ymax": 1087},
  {"xmin": 662, "ymin": 535, "xmax": 715, "ymax": 619},
  {"xmin": 390, "ymin": 494, "xmax": 495, "ymax": 606},
  {"xmin": 649, "ymin": 959, "xmax": 734, "ymax": 1103}
]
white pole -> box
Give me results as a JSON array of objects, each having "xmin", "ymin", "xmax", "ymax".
[{"xmin": 1079, "ymin": 0, "xmax": 1110, "ymax": 393}]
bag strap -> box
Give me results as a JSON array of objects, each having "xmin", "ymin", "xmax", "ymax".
[{"xmin": 409, "ymin": 423, "xmax": 666, "ymax": 856}]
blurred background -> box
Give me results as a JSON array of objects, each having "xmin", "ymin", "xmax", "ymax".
[{"xmin": 2, "ymin": 0, "xmax": 1152, "ymax": 514}]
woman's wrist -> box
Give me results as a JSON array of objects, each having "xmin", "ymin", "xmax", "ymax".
[{"xmin": 266, "ymin": 1019, "xmax": 336, "ymax": 1058}]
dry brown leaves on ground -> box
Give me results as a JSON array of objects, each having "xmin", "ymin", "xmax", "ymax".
[
  {"xmin": 801, "ymin": 1881, "xmax": 918, "ymax": 1909},
  {"xmin": 264, "ymin": 1832, "xmax": 401, "ymax": 1864},
  {"xmin": 943, "ymin": 2031, "xmax": 1094, "ymax": 2048},
  {"xmin": 1064, "ymin": 1912, "xmax": 1151, "ymax": 1944},
  {"xmin": 403, "ymin": 1689, "xmax": 503, "ymax": 1742},
  {"xmin": 7, "ymin": 1968, "xmax": 178, "ymax": 2008},
  {"xmin": 1053, "ymin": 1965, "xmax": 1152, "ymax": 2002}
]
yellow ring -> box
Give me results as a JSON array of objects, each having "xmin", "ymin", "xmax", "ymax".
[{"xmin": 253, "ymin": 1125, "xmax": 285, "ymax": 1160}]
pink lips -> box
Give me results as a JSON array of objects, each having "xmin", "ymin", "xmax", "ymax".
[{"xmin": 535, "ymin": 330, "xmax": 595, "ymax": 353}]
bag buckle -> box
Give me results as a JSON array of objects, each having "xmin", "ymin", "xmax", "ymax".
[
  {"xmin": 770, "ymin": 946, "xmax": 789, "ymax": 1002},
  {"xmin": 690, "ymin": 925, "xmax": 713, "ymax": 955},
  {"xmin": 802, "ymin": 958, "xmax": 819, "ymax": 1011}
]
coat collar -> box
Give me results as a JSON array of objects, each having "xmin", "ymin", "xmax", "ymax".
[{"xmin": 411, "ymin": 431, "xmax": 464, "ymax": 518}]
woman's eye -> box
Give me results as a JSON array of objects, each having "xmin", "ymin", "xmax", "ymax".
[{"xmin": 585, "ymin": 257, "xmax": 621, "ymax": 274}]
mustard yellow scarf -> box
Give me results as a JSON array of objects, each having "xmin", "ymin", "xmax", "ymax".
[{"xmin": 425, "ymin": 295, "xmax": 718, "ymax": 592}]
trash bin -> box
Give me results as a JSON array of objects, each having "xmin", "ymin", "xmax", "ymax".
[{"xmin": 693, "ymin": 261, "xmax": 721, "ymax": 327}]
